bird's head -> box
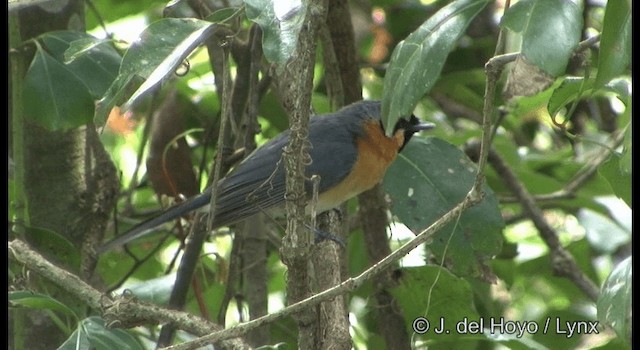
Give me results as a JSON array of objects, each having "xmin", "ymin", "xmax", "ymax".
[{"xmin": 390, "ymin": 114, "xmax": 435, "ymax": 152}]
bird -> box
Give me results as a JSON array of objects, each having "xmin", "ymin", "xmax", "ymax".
[{"xmin": 99, "ymin": 100, "xmax": 434, "ymax": 253}]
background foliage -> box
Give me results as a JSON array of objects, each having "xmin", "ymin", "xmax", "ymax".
[{"xmin": 9, "ymin": 0, "xmax": 631, "ymax": 349}]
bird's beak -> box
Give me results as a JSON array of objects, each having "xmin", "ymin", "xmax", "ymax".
[{"xmin": 412, "ymin": 122, "xmax": 436, "ymax": 132}]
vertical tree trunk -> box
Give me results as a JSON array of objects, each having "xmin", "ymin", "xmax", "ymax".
[{"xmin": 10, "ymin": 2, "xmax": 119, "ymax": 348}]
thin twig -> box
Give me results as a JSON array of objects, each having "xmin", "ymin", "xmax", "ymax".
[
  {"xmin": 472, "ymin": 52, "xmax": 518, "ymax": 196},
  {"xmin": 576, "ymin": 34, "xmax": 601, "ymax": 52},
  {"xmin": 498, "ymin": 131, "xmax": 625, "ymax": 203}
]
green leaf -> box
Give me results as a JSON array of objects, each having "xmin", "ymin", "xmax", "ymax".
[
  {"xmin": 63, "ymin": 37, "xmax": 122, "ymax": 97},
  {"xmin": 23, "ymin": 45, "xmax": 95, "ymax": 130},
  {"xmin": 9, "ymin": 291, "xmax": 77, "ymax": 318},
  {"xmin": 390, "ymin": 266, "xmax": 479, "ymax": 342},
  {"xmin": 577, "ymin": 208, "xmax": 630, "ymax": 254},
  {"xmin": 547, "ymin": 77, "xmax": 591, "ymax": 117},
  {"xmin": 38, "ymin": 31, "xmax": 121, "ymax": 98},
  {"xmin": 433, "ymin": 69, "xmax": 487, "ymax": 113},
  {"xmin": 120, "ymin": 18, "xmax": 216, "ymax": 112},
  {"xmin": 620, "ymin": 125, "xmax": 631, "ymax": 175},
  {"xmin": 245, "ymin": 0, "xmax": 306, "ymax": 69},
  {"xmin": 383, "ymin": 137, "xmax": 504, "ymax": 280},
  {"xmin": 595, "ymin": 0, "xmax": 631, "ymax": 88},
  {"xmin": 605, "ymin": 77, "xmax": 632, "ymax": 105},
  {"xmin": 597, "ymin": 155, "xmax": 631, "ymax": 207},
  {"xmin": 94, "ymin": 18, "xmax": 215, "ymax": 124},
  {"xmin": 59, "ymin": 316, "xmax": 143, "ymax": 350},
  {"xmin": 597, "ymin": 257, "xmax": 631, "ymax": 344},
  {"xmin": 508, "ymin": 79, "xmax": 559, "ymax": 119},
  {"xmin": 23, "ymin": 225, "xmax": 81, "ymax": 269},
  {"xmin": 381, "ymin": 0, "xmax": 489, "ymax": 135},
  {"xmin": 548, "ymin": 77, "xmax": 631, "ymax": 117},
  {"xmin": 94, "ymin": 73, "xmax": 139, "ymax": 127},
  {"xmin": 500, "ymin": 0, "xmax": 582, "ymax": 77},
  {"xmin": 205, "ymin": 7, "xmax": 243, "ymax": 23},
  {"xmin": 63, "ymin": 37, "xmax": 106, "ymax": 63}
]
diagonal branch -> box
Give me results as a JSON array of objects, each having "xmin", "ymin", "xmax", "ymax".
[
  {"xmin": 465, "ymin": 142, "xmax": 600, "ymax": 301},
  {"xmin": 8, "ymin": 239, "xmax": 252, "ymax": 349},
  {"xmin": 498, "ymin": 131, "xmax": 626, "ymax": 203},
  {"xmin": 162, "ymin": 194, "xmax": 479, "ymax": 350}
]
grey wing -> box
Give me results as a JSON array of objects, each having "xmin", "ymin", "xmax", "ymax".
[
  {"xmin": 212, "ymin": 115, "xmax": 360, "ymax": 227},
  {"xmin": 99, "ymin": 102, "xmax": 378, "ymax": 252},
  {"xmin": 213, "ymin": 133, "xmax": 289, "ymax": 227},
  {"xmin": 305, "ymin": 115, "xmax": 359, "ymax": 193}
]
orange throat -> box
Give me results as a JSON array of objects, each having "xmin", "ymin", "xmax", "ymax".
[{"xmin": 316, "ymin": 120, "xmax": 404, "ymax": 211}]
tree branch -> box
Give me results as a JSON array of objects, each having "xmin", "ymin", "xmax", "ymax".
[
  {"xmin": 464, "ymin": 142, "xmax": 600, "ymax": 301},
  {"xmin": 8, "ymin": 239, "xmax": 252, "ymax": 349},
  {"xmin": 161, "ymin": 191, "xmax": 480, "ymax": 350},
  {"xmin": 498, "ymin": 130, "xmax": 625, "ymax": 203},
  {"xmin": 275, "ymin": 1, "xmax": 329, "ymax": 348}
]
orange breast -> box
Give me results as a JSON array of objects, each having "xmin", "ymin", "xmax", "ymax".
[{"xmin": 316, "ymin": 120, "xmax": 405, "ymax": 211}]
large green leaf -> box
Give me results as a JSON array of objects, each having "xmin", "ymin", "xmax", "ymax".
[
  {"xmin": 381, "ymin": 0, "xmax": 489, "ymax": 136},
  {"xmin": 16, "ymin": 30, "xmax": 119, "ymax": 130},
  {"xmin": 597, "ymin": 257, "xmax": 632, "ymax": 345},
  {"xmin": 383, "ymin": 137, "xmax": 504, "ymax": 280},
  {"xmin": 121, "ymin": 18, "xmax": 216, "ymax": 111},
  {"xmin": 38, "ymin": 31, "xmax": 121, "ymax": 98},
  {"xmin": 595, "ymin": 0, "xmax": 631, "ymax": 88},
  {"xmin": 118, "ymin": 19, "xmax": 213, "ymax": 79},
  {"xmin": 9, "ymin": 291, "xmax": 77, "ymax": 318},
  {"xmin": 500, "ymin": 0, "xmax": 582, "ymax": 77},
  {"xmin": 245, "ymin": 0, "xmax": 306, "ymax": 69},
  {"xmin": 95, "ymin": 18, "xmax": 215, "ymax": 123},
  {"xmin": 597, "ymin": 154, "xmax": 632, "ymax": 207},
  {"xmin": 58, "ymin": 316, "xmax": 143, "ymax": 350},
  {"xmin": 578, "ymin": 208, "xmax": 630, "ymax": 254},
  {"xmin": 23, "ymin": 46, "xmax": 95, "ymax": 130},
  {"xmin": 23, "ymin": 225, "xmax": 81, "ymax": 269},
  {"xmin": 390, "ymin": 266, "xmax": 479, "ymax": 342},
  {"xmin": 547, "ymin": 77, "xmax": 631, "ymax": 117}
]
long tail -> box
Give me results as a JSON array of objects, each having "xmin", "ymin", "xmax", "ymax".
[{"xmin": 98, "ymin": 192, "xmax": 212, "ymax": 253}]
